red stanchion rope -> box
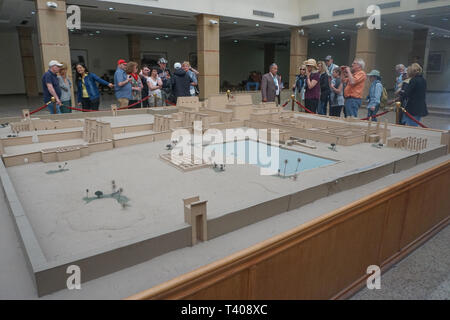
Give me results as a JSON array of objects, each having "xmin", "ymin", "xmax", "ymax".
[
  {"xmin": 281, "ymin": 100, "xmax": 289, "ymax": 108},
  {"xmin": 67, "ymin": 106, "xmax": 97, "ymax": 112},
  {"xmin": 360, "ymin": 110, "xmax": 390, "ymax": 121},
  {"xmin": 402, "ymin": 108, "xmax": 428, "ymax": 128},
  {"xmin": 165, "ymin": 99, "xmax": 176, "ymax": 106},
  {"xmin": 118, "ymin": 95, "xmax": 150, "ymax": 110},
  {"xmin": 295, "ymin": 100, "xmax": 315, "ymax": 114},
  {"xmin": 29, "ymin": 103, "xmax": 50, "ymax": 115}
]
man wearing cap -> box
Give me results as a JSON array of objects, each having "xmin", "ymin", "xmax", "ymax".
[
  {"xmin": 114, "ymin": 59, "xmax": 132, "ymax": 108},
  {"xmin": 325, "ymin": 56, "xmax": 339, "ymax": 76},
  {"xmin": 157, "ymin": 58, "xmax": 173, "ymax": 105},
  {"xmin": 366, "ymin": 70, "xmax": 383, "ymax": 121},
  {"xmin": 42, "ymin": 60, "xmax": 63, "ymax": 114},
  {"xmin": 171, "ymin": 62, "xmax": 191, "ymax": 102}
]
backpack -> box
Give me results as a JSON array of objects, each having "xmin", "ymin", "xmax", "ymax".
[{"xmin": 380, "ymin": 85, "xmax": 388, "ymax": 109}]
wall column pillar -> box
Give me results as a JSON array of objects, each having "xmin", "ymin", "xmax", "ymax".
[
  {"xmin": 289, "ymin": 27, "xmax": 308, "ymax": 88},
  {"xmin": 128, "ymin": 34, "xmax": 141, "ymax": 64},
  {"xmin": 355, "ymin": 26, "xmax": 378, "ymax": 95},
  {"xmin": 264, "ymin": 43, "xmax": 275, "ymax": 73},
  {"xmin": 410, "ymin": 29, "xmax": 430, "ymax": 74},
  {"xmin": 17, "ymin": 27, "xmax": 39, "ymax": 97},
  {"xmin": 35, "ymin": 0, "xmax": 74, "ymax": 104},
  {"xmin": 197, "ymin": 14, "xmax": 220, "ymax": 100}
]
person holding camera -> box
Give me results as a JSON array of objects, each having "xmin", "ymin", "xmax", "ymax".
[{"xmin": 342, "ymin": 58, "xmax": 367, "ymax": 118}]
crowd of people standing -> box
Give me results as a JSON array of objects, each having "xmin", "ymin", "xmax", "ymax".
[
  {"xmin": 287, "ymin": 56, "xmax": 428, "ymax": 126},
  {"xmin": 41, "ymin": 54, "xmax": 428, "ymax": 127},
  {"xmin": 41, "ymin": 57, "xmax": 199, "ymax": 114}
]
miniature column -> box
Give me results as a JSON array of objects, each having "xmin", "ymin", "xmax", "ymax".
[
  {"xmin": 111, "ymin": 104, "xmax": 118, "ymax": 117},
  {"xmin": 382, "ymin": 120, "xmax": 388, "ymax": 145},
  {"xmin": 183, "ymin": 196, "xmax": 208, "ymax": 246},
  {"xmin": 197, "ymin": 14, "xmax": 220, "ymax": 100}
]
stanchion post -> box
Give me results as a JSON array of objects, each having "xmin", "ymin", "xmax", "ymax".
[
  {"xmin": 226, "ymin": 90, "xmax": 231, "ymax": 101},
  {"xmin": 291, "ymin": 95, "xmax": 295, "ymax": 111},
  {"xmin": 395, "ymin": 101, "xmax": 401, "ymax": 125}
]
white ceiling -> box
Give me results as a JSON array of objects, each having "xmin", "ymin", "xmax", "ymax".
[{"xmin": 0, "ymin": 0, "xmax": 448, "ymax": 45}]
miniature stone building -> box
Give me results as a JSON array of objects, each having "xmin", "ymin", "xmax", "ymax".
[
  {"xmin": 83, "ymin": 119, "xmax": 113, "ymax": 143},
  {"xmin": 183, "ymin": 196, "xmax": 208, "ymax": 246}
]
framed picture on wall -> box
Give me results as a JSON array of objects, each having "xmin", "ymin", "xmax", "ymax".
[
  {"xmin": 70, "ymin": 49, "xmax": 88, "ymax": 69},
  {"xmin": 141, "ymin": 52, "xmax": 168, "ymax": 68},
  {"xmin": 427, "ymin": 51, "xmax": 444, "ymax": 73}
]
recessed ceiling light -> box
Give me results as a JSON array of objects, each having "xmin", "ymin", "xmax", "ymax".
[
  {"xmin": 147, "ymin": 11, "xmax": 153, "ymax": 14},
  {"xmin": 341, "ymin": 31, "xmax": 345, "ymax": 34},
  {"xmin": 410, "ymin": 14, "xmax": 416, "ymax": 18},
  {"xmin": 183, "ymin": 36, "xmax": 188, "ymax": 39},
  {"xmin": 233, "ymin": 39, "xmax": 239, "ymax": 43},
  {"xmin": 31, "ymin": 11, "xmax": 36, "ymax": 15},
  {"xmin": 334, "ymin": 24, "xmax": 338, "ymax": 27},
  {"xmin": 89, "ymin": 33, "xmax": 94, "ymax": 36},
  {"xmin": 342, "ymin": 38, "xmax": 346, "ymax": 40},
  {"xmin": 108, "ymin": 7, "xmax": 115, "ymax": 11},
  {"xmin": 327, "ymin": 40, "xmax": 330, "ymax": 42},
  {"xmin": 327, "ymin": 29, "xmax": 331, "ymax": 32},
  {"xmin": 156, "ymin": 37, "xmax": 160, "ymax": 40},
  {"xmin": 164, "ymin": 35, "xmax": 168, "ymax": 38},
  {"xmin": 312, "ymin": 41, "xmax": 315, "ymax": 43},
  {"xmin": 233, "ymin": 21, "xmax": 238, "ymax": 24},
  {"xmin": 256, "ymin": 24, "xmax": 260, "ymax": 27},
  {"xmin": 96, "ymin": 30, "xmax": 101, "ymax": 34}
]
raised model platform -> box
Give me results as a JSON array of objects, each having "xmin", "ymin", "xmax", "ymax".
[{"xmin": 0, "ymin": 95, "xmax": 449, "ymax": 296}]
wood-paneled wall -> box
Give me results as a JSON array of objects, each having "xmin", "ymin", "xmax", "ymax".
[{"xmin": 127, "ymin": 160, "xmax": 450, "ymax": 300}]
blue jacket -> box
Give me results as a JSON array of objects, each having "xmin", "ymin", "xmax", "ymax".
[
  {"xmin": 366, "ymin": 80, "xmax": 383, "ymax": 109},
  {"xmin": 77, "ymin": 73, "xmax": 109, "ymax": 102}
]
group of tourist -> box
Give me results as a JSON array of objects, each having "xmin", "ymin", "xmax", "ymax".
[
  {"xmin": 41, "ymin": 58, "xmax": 199, "ymax": 114},
  {"xmin": 261, "ymin": 55, "xmax": 428, "ymax": 127},
  {"xmin": 42, "ymin": 55, "xmax": 428, "ymax": 127}
]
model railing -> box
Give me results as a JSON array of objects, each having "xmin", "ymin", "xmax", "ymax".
[{"xmin": 127, "ymin": 160, "xmax": 450, "ymax": 300}]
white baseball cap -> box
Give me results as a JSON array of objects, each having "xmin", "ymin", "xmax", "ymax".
[
  {"xmin": 49, "ymin": 60, "xmax": 63, "ymax": 67},
  {"xmin": 174, "ymin": 62, "xmax": 182, "ymax": 69}
]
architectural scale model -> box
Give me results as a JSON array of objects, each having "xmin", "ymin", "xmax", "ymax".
[{"xmin": 0, "ymin": 94, "xmax": 449, "ymax": 296}]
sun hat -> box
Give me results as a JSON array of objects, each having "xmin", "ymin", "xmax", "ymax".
[
  {"xmin": 304, "ymin": 58, "xmax": 318, "ymax": 69},
  {"xmin": 174, "ymin": 62, "xmax": 182, "ymax": 69},
  {"xmin": 367, "ymin": 70, "xmax": 381, "ymax": 77}
]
